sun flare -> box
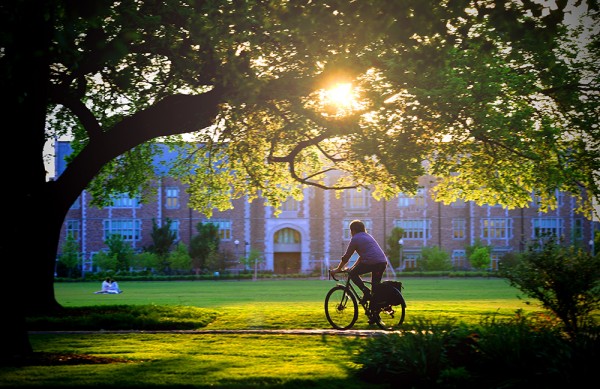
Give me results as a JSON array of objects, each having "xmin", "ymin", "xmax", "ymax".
[
  {"xmin": 317, "ymin": 82, "xmax": 363, "ymax": 117},
  {"xmin": 324, "ymin": 82, "xmax": 355, "ymax": 108}
]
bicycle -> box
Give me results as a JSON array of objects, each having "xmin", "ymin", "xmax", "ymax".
[{"xmin": 324, "ymin": 269, "xmax": 406, "ymax": 331}]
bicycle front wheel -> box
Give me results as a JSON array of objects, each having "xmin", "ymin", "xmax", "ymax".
[{"xmin": 324, "ymin": 285, "xmax": 358, "ymax": 330}]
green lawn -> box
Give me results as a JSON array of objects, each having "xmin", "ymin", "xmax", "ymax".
[
  {"xmin": 55, "ymin": 277, "xmax": 542, "ymax": 330},
  {"xmin": 1, "ymin": 277, "xmax": 544, "ymax": 388}
]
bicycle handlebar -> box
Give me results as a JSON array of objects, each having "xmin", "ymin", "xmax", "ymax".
[
  {"xmin": 329, "ymin": 270, "xmax": 336, "ymax": 281},
  {"xmin": 328, "ymin": 269, "xmax": 347, "ymax": 282}
]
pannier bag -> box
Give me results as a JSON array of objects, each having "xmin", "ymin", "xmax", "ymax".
[{"xmin": 373, "ymin": 280, "xmax": 405, "ymax": 307}]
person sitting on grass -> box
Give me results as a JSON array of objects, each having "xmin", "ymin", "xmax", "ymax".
[
  {"xmin": 107, "ymin": 279, "xmax": 123, "ymax": 294},
  {"xmin": 94, "ymin": 277, "xmax": 112, "ymax": 294}
]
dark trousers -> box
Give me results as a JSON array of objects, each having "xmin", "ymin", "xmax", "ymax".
[{"xmin": 349, "ymin": 261, "xmax": 387, "ymax": 296}]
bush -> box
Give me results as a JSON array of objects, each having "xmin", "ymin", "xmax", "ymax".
[
  {"xmin": 466, "ymin": 239, "xmax": 491, "ymax": 270},
  {"xmin": 354, "ymin": 318, "xmax": 477, "ymax": 387},
  {"xmin": 498, "ymin": 237, "xmax": 600, "ymax": 335},
  {"xmin": 419, "ymin": 246, "xmax": 452, "ymax": 271},
  {"xmin": 353, "ymin": 315, "xmax": 599, "ymax": 388},
  {"xmin": 26, "ymin": 305, "xmax": 218, "ymax": 331}
]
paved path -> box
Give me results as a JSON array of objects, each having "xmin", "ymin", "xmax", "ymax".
[{"xmin": 30, "ymin": 329, "xmax": 401, "ymax": 337}]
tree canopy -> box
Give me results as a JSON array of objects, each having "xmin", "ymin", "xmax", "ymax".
[{"xmin": 16, "ymin": 0, "xmax": 596, "ymax": 216}]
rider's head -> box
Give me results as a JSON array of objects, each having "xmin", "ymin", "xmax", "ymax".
[{"xmin": 349, "ymin": 220, "xmax": 366, "ymax": 236}]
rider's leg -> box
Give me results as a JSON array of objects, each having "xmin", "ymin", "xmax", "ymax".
[
  {"xmin": 370, "ymin": 262, "xmax": 388, "ymax": 301},
  {"xmin": 371, "ymin": 262, "xmax": 387, "ymax": 285},
  {"xmin": 348, "ymin": 262, "xmax": 372, "ymax": 300}
]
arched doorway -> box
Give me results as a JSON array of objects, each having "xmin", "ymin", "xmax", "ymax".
[{"xmin": 273, "ymin": 227, "xmax": 301, "ymax": 274}]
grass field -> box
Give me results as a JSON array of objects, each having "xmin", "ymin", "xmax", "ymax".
[
  {"xmin": 54, "ymin": 277, "xmax": 542, "ymax": 330},
  {"xmin": 1, "ymin": 277, "xmax": 545, "ymax": 388}
]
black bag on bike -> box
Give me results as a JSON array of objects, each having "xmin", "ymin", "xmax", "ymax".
[{"xmin": 373, "ymin": 281, "xmax": 404, "ymax": 307}]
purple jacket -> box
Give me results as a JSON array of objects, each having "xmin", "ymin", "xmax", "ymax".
[{"xmin": 341, "ymin": 232, "xmax": 388, "ymax": 265}]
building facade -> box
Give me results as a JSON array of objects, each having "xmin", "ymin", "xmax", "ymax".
[{"xmin": 55, "ymin": 142, "xmax": 597, "ymax": 275}]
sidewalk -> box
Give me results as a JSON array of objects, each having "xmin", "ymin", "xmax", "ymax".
[{"xmin": 29, "ymin": 328, "xmax": 400, "ymax": 336}]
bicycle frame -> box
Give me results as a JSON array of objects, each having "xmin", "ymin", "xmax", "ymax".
[{"xmin": 329, "ymin": 269, "xmax": 370, "ymax": 307}]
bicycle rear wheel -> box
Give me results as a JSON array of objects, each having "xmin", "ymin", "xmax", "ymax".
[
  {"xmin": 371, "ymin": 294, "xmax": 406, "ymax": 330},
  {"xmin": 324, "ymin": 285, "xmax": 358, "ymax": 330}
]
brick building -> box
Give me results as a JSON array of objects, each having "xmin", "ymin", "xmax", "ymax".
[{"xmin": 55, "ymin": 142, "xmax": 597, "ymax": 275}]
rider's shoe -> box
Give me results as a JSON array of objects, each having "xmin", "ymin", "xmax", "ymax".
[{"xmin": 367, "ymin": 312, "xmax": 377, "ymax": 325}]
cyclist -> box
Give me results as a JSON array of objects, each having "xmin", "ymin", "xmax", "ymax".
[{"xmin": 331, "ymin": 219, "xmax": 388, "ymax": 303}]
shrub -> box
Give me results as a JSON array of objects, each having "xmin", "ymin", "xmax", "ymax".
[
  {"xmin": 354, "ymin": 318, "xmax": 464, "ymax": 387},
  {"xmin": 498, "ymin": 237, "xmax": 600, "ymax": 335},
  {"xmin": 419, "ymin": 246, "xmax": 452, "ymax": 271},
  {"xmin": 26, "ymin": 305, "xmax": 218, "ymax": 331},
  {"xmin": 353, "ymin": 315, "xmax": 599, "ymax": 388},
  {"xmin": 466, "ymin": 239, "xmax": 491, "ymax": 270}
]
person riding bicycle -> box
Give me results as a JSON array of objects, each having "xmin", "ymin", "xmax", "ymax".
[{"xmin": 331, "ymin": 219, "xmax": 388, "ymax": 303}]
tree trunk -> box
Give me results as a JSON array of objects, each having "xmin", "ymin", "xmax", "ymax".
[
  {"xmin": 26, "ymin": 184, "xmax": 69, "ymax": 314},
  {"xmin": 1, "ymin": 3, "xmax": 57, "ymax": 358}
]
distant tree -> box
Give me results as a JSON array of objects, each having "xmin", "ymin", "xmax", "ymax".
[
  {"xmin": 168, "ymin": 242, "xmax": 192, "ymax": 273},
  {"xmin": 470, "ymin": 247, "xmax": 492, "ymax": 270},
  {"xmin": 94, "ymin": 234, "xmax": 135, "ymax": 272},
  {"xmin": 146, "ymin": 218, "xmax": 177, "ymax": 257},
  {"xmin": 145, "ymin": 218, "xmax": 178, "ymax": 273},
  {"xmin": 92, "ymin": 251, "xmax": 118, "ymax": 273},
  {"xmin": 239, "ymin": 248, "xmax": 264, "ymax": 277},
  {"xmin": 386, "ymin": 227, "xmax": 405, "ymax": 269},
  {"xmin": 419, "ymin": 246, "xmax": 452, "ymax": 271},
  {"xmin": 466, "ymin": 239, "xmax": 492, "ymax": 270},
  {"xmin": 57, "ymin": 234, "xmax": 80, "ymax": 278},
  {"xmin": 189, "ymin": 222, "xmax": 220, "ymax": 274},
  {"xmin": 499, "ymin": 238, "xmax": 600, "ymax": 335},
  {"xmin": 130, "ymin": 251, "xmax": 160, "ymax": 273},
  {"xmin": 219, "ymin": 248, "xmax": 239, "ymax": 273}
]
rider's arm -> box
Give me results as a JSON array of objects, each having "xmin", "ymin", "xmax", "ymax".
[
  {"xmin": 332, "ymin": 258, "xmax": 349, "ymax": 272},
  {"xmin": 333, "ymin": 239, "xmax": 357, "ymax": 272}
]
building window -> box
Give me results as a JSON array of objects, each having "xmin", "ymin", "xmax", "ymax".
[
  {"xmin": 531, "ymin": 193, "xmax": 541, "ymax": 207},
  {"xmin": 451, "ymin": 198, "xmax": 466, "ymax": 208},
  {"xmin": 280, "ymin": 197, "xmax": 299, "ymax": 212},
  {"xmin": 204, "ymin": 219, "xmax": 232, "ymax": 240},
  {"xmin": 398, "ymin": 192, "xmax": 411, "ymax": 207},
  {"xmin": 343, "ymin": 219, "xmax": 373, "ymax": 240},
  {"xmin": 452, "ymin": 218, "xmax": 466, "ymax": 240},
  {"xmin": 395, "ymin": 219, "xmax": 431, "ymax": 240},
  {"xmin": 414, "ymin": 188, "xmax": 426, "ymax": 207},
  {"xmin": 66, "ymin": 220, "xmax": 80, "ymax": 240},
  {"xmin": 556, "ymin": 192, "xmax": 564, "ymax": 206},
  {"xmin": 344, "ymin": 188, "xmax": 369, "ymax": 210},
  {"xmin": 490, "ymin": 253, "xmax": 501, "ymax": 270},
  {"xmin": 110, "ymin": 193, "xmax": 141, "ymax": 208},
  {"xmin": 452, "ymin": 250, "xmax": 467, "ymax": 269},
  {"xmin": 166, "ymin": 187, "xmax": 179, "ymax": 209},
  {"xmin": 532, "ymin": 192, "xmax": 564, "ymax": 209},
  {"xmin": 572, "ymin": 218, "xmax": 583, "ymax": 241},
  {"xmin": 403, "ymin": 253, "xmax": 419, "ymax": 269},
  {"xmin": 481, "ymin": 218, "xmax": 512, "ymax": 239},
  {"xmin": 397, "ymin": 188, "xmax": 426, "ymax": 208},
  {"xmin": 169, "ymin": 219, "xmax": 180, "ymax": 240},
  {"xmin": 532, "ymin": 218, "xmax": 564, "ymax": 238},
  {"xmin": 274, "ymin": 228, "xmax": 300, "ymax": 244},
  {"xmin": 103, "ymin": 219, "xmax": 141, "ymax": 241}
]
